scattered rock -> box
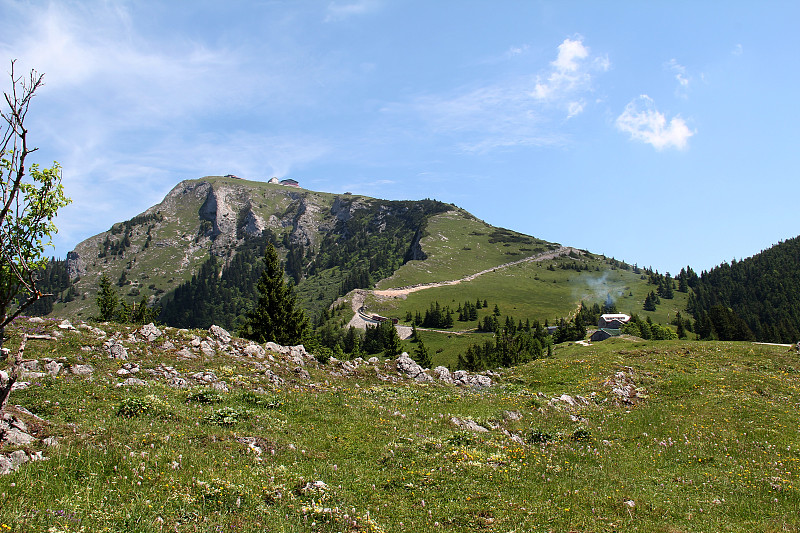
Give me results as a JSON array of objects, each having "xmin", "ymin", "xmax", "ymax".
[
  {"xmin": 43, "ymin": 437, "xmax": 60, "ymax": 448},
  {"xmin": 87, "ymin": 326, "xmax": 107, "ymax": 337},
  {"xmin": 603, "ymin": 369, "xmax": 645, "ymax": 406},
  {"xmin": 168, "ymin": 377, "xmax": 189, "ymax": 389},
  {"xmin": 44, "ymin": 360, "xmax": 63, "ymax": 377},
  {"xmin": 2, "ymin": 428, "xmax": 36, "ymax": 446},
  {"xmin": 20, "ymin": 360, "xmax": 39, "ymax": 372},
  {"xmin": 450, "ymin": 417, "xmax": 489, "ymax": 433},
  {"xmin": 433, "ymin": 366, "xmax": 452, "ymax": 383},
  {"xmin": 300, "ymin": 480, "xmax": 329, "ymax": 494},
  {"xmin": 264, "ymin": 369, "xmax": 284, "ymax": 385},
  {"xmin": 176, "ymin": 347, "xmax": 195, "ymax": 360},
  {"xmin": 119, "ymin": 362, "xmax": 141, "ymax": 375},
  {"xmin": 70, "ymin": 364, "xmax": 94, "ymax": 376},
  {"xmin": 293, "ymin": 367, "xmax": 311, "ymax": 380},
  {"xmin": 558, "ymin": 394, "xmax": 577, "ymax": 406},
  {"xmin": 244, "ymin": 344, "xmax": 266, "ymax": 359},
  {"xmin": 117, "ymin": 377, "xmax": 147, "ymax": 387},
  {"xmin": 210, "ymin": 381, "xmax": 229, "ymax": 393},
  {"xmin": 103, "ymin": 339, "xmax": 128, "ymax": 360},
  {"xmin": 396, "ymin": 353, "xmax": 431, "ymax": 382},
  {"xmin": 452, "ymin": 370, "xmax": 492, "ymax": 389},
  {"xmin": 138, "ymin": 323, "xmax": 162, "ymax": 342},
  {"xmin": 58, "ymin": 319, "xmax": 75, "ymax": 330},
  {"xmin": 192, "ymin": 371, "xmax": 218, "ymax": 383},
  {"xmin": 200, "ymin": 341, "xmax": 216, "ymax": 357},
  {"xmin": 0, "ymin": 455, "xmax": 13, "ymax": 475},
  {"xmin": 9, "ymin": 449, "xmax": 28, "ymax": 469},
  {"xmin": 209, "ymin": 325, "xmax": 231, "ymax": 345}
]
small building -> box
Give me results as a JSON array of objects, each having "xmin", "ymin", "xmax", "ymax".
[
  {"xmin": 280, "ymin": 178, "xmax": 300, "ymax": 188},
  {"xmin": 598, "ymin": 313, "xmax": 631, "ymax": 329},
  {"xmin": 267, "ymin": 177, "xmax": 280, "ymax": 184},
  {"xmin": 590, "ymin": 328, "xmax": 621, "ymax": 342},
  {"xmin": 224, "ymin": 174, "xmax": 240, "ymax": 179}
]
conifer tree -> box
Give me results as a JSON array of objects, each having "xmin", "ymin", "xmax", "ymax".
[
  {"xmin": 241, "ymin": 243, "xmax": 308, "ymax": 345},
  {"xmin": 382, "ymin": 319, "xmax": 402, "ymax": 357},
  {"xmin": 96, "ymin": 274, "xmax": 119, "ymax": 321},
  {"xmin": 413, "ymin": 337, "xmax": 431, "ymax": 368}
]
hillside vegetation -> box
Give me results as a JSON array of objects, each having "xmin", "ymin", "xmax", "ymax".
[
  {"xmin": 690, "ymin": 236, "xmax": 800, "ymax": 342},
  {"xmin": 1, "ymin": 317, "xmax": 798, "ymax": 532}
]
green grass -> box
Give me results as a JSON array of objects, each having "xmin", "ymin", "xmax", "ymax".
[
  {"xmin": 365, "ymin": 254, "xmax": 692, "ymax": 366},
  {"xmin": 376, "ymin": 210, "xmax": 556, "ymax": 289},
  {"xmin": 1, "ymin": 318, "xmax": 798, "ymax": 532}
]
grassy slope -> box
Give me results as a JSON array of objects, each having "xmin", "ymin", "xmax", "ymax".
[
  {"xmin": 1, "ymin": 320, "xmax": 798, "ymax": 532},
  {"xmin": 369, "ymin": 251, "xmax": 691, "ymax": 367},
  {"xmin": 376, "ymin": 210, "xmax": 557, "ymax": 289}
]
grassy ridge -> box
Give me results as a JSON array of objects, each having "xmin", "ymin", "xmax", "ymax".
[
  {"xmin": 1, "ymin": 320, "xmax": 798, "ymax": 532},
  {"xmin": 376, "ymin": 210, "xmax": 556, "ymax": 289}
]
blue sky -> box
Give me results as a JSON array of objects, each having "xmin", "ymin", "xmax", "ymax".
[{"xmin": 2, "ymin": 0, "xmax": 798, "ymax": 275}]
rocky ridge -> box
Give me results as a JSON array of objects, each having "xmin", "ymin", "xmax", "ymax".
[{"xmin": 0, "ymin": 316, "xmax": 495, "ymax": 475}]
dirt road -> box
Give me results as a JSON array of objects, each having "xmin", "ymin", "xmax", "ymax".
[{"xmin": 346, "ymin": 246, "xmax": 576, "ymax": 336}]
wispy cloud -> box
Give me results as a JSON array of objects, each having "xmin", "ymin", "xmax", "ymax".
[
  {"xmin": 0, "ymin": 1, "xmax": 338, "ymax": 253},
  {"xmin": 390, "ymin": 36, "xmax": 607, "ymax": 152},
  {"xmin": 400, "ymin": 83, "xmax": 565, "ymax": 153},
  {"xmin": 325, "ymin": 0, "xmax": 380, "ymax": 22},
  {"xmin": 616, "ymin": 95, "xmax": 694, "ymax": 150},
  {"xmin": 505, "ymin": 44, "xmax": 529, "ymax": 58},
  {"xmin": 665, "ymin": 58, "xmax": 690, "ymax": 98}
]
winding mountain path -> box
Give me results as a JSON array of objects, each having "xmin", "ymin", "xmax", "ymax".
[{"xmin": 346, "ymin": 246, "xmax": 577, "ymax": 336}]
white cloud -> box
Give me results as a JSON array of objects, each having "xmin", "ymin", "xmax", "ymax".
[
  {"xmin": 325, "ymin": 0, "xmax": 380, "ymax": 21},
  {"xmin": 732, "ymin": 43, "xmax": 743, "ymax": 56},
  {"xmin": 531, "ymin": 37, "xmax": 609, "ymax": 117},
  {"xmin": 616, "ymin": 95, "xmax": 694, "ymax": 150}
]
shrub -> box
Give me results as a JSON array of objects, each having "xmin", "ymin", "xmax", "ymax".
[
  {"xmin": 446, "ymin": 432, "xmax": 476, "ymax": 447},
  {"xmin": 204, "ymin": 407, "xmax": 248, "ymax": 426},
  {"xmin": 240, "ymin": 390, "xmax": 283, "ymax": 409},
  {"xmin": 527, "ymin": 429, "xmax": 553, "ymax": 444},
  {"xmin": 116, "ymin": 395, "xmax": 171, "ymax": 418},
  {"xmin": 571, "ymin": 428, "xmax": 592, "ymax": 442},
  {"xmin": 187, "ymin": 389, "xmax": 224, "ymax": 404},
  {"xmin": 313, "ymin": 346, "xmax": 332, "ymax": 364},
  {"xmin": 116, "ymin": 396, "xmax": 151, "ymax": 417}
]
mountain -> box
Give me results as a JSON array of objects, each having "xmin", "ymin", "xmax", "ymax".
[
  {"xmin": 38, "ymin": 175, "xmax": 695, "ymax": 364},
  {"xmin": 56, "ymin": 176, "xmax": 453, "ymax": 324}
]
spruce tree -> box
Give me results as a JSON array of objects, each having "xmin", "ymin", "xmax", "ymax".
[
  {"xmin": 97, "ymin": 274, "xmax": 119, "ymax": 321},
  {"xmin": 241, "ymin": 243, "xmax": 308, "ymax": 345},
  {"xmin": 413, "ymin": 337, "xmax": 431, "ymax": 368},
  {"xmin": 382, "ymin": 320, "xmax": 402, "ymax": 357}
]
